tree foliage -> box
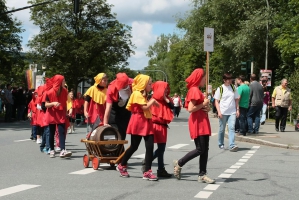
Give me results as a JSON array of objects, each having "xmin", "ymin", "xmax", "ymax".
[
  {"xmin": 0, "ymin": 0, "xmax": 25, "ymax": 87},
  {"xmin": 28, "ymin": 0, "xmax": 134, "ymax": 91},
  {"xmin": 146, "ymin": 0, "xmax": 299, "ymax": 99}
]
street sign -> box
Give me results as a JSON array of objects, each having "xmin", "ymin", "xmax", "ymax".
[
  {"xmin": 204, "ymin": 28, "xmax": 214, "ymax": 52},
  {"xmin": 260, "ymin": 69, "xmax": 272, "ymax": 86}
]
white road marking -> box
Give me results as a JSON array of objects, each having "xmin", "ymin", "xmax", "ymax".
[
  {"xmin": 69, "ymin": 168, "xmax": 98, "ymax": 175},
  {"xmin": 216, "ymin": 178, "xmax": 226, "ymax": 184},
  {"xmin": 168, "ymin": 144, "xmax": 189, "ymax": 149},
  {"xmin": 204, "ymin": 184, "xmax": 220, "ymax": 191},
  {"xmin": 191, "ymin": 133, "xmax": 218, "ymax": 141},
  {"xmin": 0, "ymin": 184, "xmax": 40, "ymax": 197},
  {"xmin": 218, "ymin": 173, "xmax": 232, "ymax": 178},
  {"xmin": 235, "ymin": 162, "xmax": 245, "ymax": 166},
  {"xmin": 194, "ymin": 191, "xmax": 213, "ymax": 199},
  {"xmin": 230, "ymin": 165, "xmax": 241, "ymax": 169},
  {"xmin": 14, "ymin": 139, "xmax": 32, "ymax": 142},
  {"xmin": 242, "ymin": 156, "xmax": 251, "ymax": 159},
  {"xmin": 224, "ymin": 169, "xmax": 237, "ymax": 173},
  {"xmin": 194, "ymin": 145, "xmax": 260, "ymax": 199},
  {"xmin": 132, "ymin": 153, "xmax": 145, "ymax": 159}
]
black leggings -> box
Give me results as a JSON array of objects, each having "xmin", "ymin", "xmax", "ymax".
[
  {"xmin": 121, "ymin": 134, "xmax": 154, "ymax": 172},
  {"xmin": 178, "ymin": 135, "xmax": 209, "ymax": 176}
]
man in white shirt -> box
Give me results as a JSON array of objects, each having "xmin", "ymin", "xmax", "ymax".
[{"xmin": 214, "ymin": 73, "xmax": 240, "ymax": 152}]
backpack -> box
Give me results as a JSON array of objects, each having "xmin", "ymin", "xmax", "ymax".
[{"xmin": 219, "ymin": 84, "xmax": 236, "ymax": 100}]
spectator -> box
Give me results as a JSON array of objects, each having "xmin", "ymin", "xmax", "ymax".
[
  {"xmin": 247, "ymin": 74, "xmax": 264, "ymax": 134},
  {"xmin": 16, "ymin": 87, "xmax": 26, "ymax": 121},
  {"xmin": 214, "ymin": 73, "xmax": 239, "ymax": 152},
  {"xmin": 260, "ymin": 78, "xmax": 270, "ymax": 125},
  {"xmin": 172, "ymin": 93, "xmax": 182, "ymax": 117},
  {"xmin": 272, "ymin": 79, "xmax": 292, "ymax": 132},
  {"xmin": 4, "ymin": 84, "xmax": 13, "ymax": 122}
]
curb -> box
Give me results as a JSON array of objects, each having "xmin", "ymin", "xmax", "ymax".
[{"xmin": 224, "ymin": 133, "xmax": 299, "ymax": 150}]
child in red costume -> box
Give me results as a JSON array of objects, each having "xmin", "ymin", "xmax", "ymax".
[
  {"xmin": 75, "ymin": 92, "xmax": 84, "ymax": 125},
  {"xmin": 173, "ymin": 68, "xmax": 215, "ymax": 184},
  {"xmin": 103, "ymin": 73, "xmax": 132, "ymax": 140},
  {"xmin": 67, "ymin": 91, "xmax": 76, "ymax": 133},
  {"xmin": 146, "ymin": 81, "xmax": 174, "ymax": 177},
  {"xmin": 45, "ymin": 75, "xmax": 72, "ymax": 158},
  {"xmin": 28, "ymin": 90, "xmax": 38, "ymax": 141},
  {"xmin": 116, "ymin": 74, "xmax": 159, "ymax": 181},
  {"xmin": 84, "ymin": 73, "xmax": 108, "ymax": 125}
]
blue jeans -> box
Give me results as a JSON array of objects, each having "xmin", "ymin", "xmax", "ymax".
[
  {"xmin": 238, "ymin": 107, "xmax": 248, "ymax": 135},
  {"xmin": 32, "ymin": 125, "xmax": 38, "ymax": 139},
  {"xmin": 153, "ymin": 143, "xmax": 166, "ymax": 169},
  {"xmin": 260, "ymin": 104, "xmax": 267, "ymax": 123},
  {"xmin": 247, "ymin": 105, "xmax": 263, "ymax": 133},
  {"xmin": 40, "ymin": 126, "xmax": 50, "ymax": 151},
  {"xmin": 49, "ymin": 124, "xmax": 66, "ymax": 150},
  {"xmin": 218, "ymin": 114, "xmax": 236, "ymax": 149}
]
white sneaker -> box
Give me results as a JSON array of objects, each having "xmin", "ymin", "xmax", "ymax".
[
  {"xmin": 36, "ymin": 138, "xmax": 42, "ymax": 144},
  {"xmin": 67, "ymin": 128, "xmax": 72, "ymax": 134},
  {"xmin": 50, "ymin": 150, "xmax": 55, "ymax": 158},
  {"xmin": 54, "ymin": 147, "xmax": 61, "ymax": 152},
  {"xmin": 60, "ymin": 149, "xmax": 72, "ymax": 158}
]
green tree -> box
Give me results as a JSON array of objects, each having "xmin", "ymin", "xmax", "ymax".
[
  {"xmin": 28, "ymin": 0, "xmax": 134, "ymax": 91},
  {"xmin": 0, "ymin": 0, "xmax": 24, "ymax": 86}
]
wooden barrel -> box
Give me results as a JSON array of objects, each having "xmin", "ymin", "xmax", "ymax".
[{"xmin": 89, "ymin": 126, "xmax": 122, "ymax": 153}]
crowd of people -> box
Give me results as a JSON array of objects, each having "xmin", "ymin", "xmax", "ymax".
[{"xmin": 0, "ymin": 69, "xmax": 292, "ymax": 184}]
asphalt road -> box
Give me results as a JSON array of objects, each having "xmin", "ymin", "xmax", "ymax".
[{"xmin": 0, "ymin": 110, "xmax": 298, "ymax": 200}]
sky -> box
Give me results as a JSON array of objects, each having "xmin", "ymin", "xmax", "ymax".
[{"xmin": 6, "ymin": 0, "xmax": 191, "ymax": 70}]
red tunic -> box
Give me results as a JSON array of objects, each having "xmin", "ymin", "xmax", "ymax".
[
  {"xmin": 126, "ymin": 104, "xmax": 153, "ymax": 136},
  {"xmin": 68, "ymin": 99, "xmax": 77, "ymax": 119},
  {"xmin": 28, "ymin": 100, "xmax": 37, "ymax": 125},
  {"xmin": 152, "ymin": 118, "xmax": 168, "ymax": 143},
  {"xmin": 37, "ymin": 94, "xmax": 49, "ymax": 127},
  {"xmin": 86, "ymin": 99, "xmax": 105, "ymax": 124},
  {"xmin": 74, "ymin": 98, "xmax": 84, "ymax": 114},
  {"xmin": 45, "ymin": 88, "xmax": 68, "ymax": 125},
  {"xmin": 186, "ymin": 87, "xmax": 211, "ymax": 139}
]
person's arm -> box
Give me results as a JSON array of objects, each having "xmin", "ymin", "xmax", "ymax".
[
  {"xmin": 187, "ymin": 99, "xmax": 209, "ymax": 113},
  {"xmin": 84, "ymin": 101, "xmax": 89, "ymax": 118},
  {"xmin": 103, "ymin": 102, "xmax": 112, "ymax": 125},
  {"xmin": 142, "ymin": 98, "xmax": 158, "ymax": 110},
  {"xmin": 271, "ymin": 88, "xmax": 276, "ymax": 108},
  {"xmin": 288, "ymin": 99, "xmax": 292, "ymax": 111}
]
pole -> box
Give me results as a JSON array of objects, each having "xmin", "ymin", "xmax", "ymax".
[
  {"xmin": 206, "ymin": 51, "xmax": 209, "ymax": 95},
  {"xmin": 265, "ymin": 0, "xmax": 270, "ymax": 70},
  {"xmin": 251, "ymin": 61, "xmax": 254, "ymax": 74}
]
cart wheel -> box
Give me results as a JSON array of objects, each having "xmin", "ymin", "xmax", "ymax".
[
  {"xmin": 83, "ymin": 154, "xmax": 89, "ymax": 168},
  {"xmin": 92, "ymin": 157, "xmax": 99, "ymax": 170}
]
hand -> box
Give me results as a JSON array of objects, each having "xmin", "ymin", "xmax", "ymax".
[
  {"xmin": 218, "ymin": 113, "xmax": 223, "ymax": 119},
  {"xmin": 202, "ymin": 105, "xmax": 210, "ymax": 113},
  {"xmin": 151, "ymin": 99, "xmax": 160, "ymax": 107},
  {"xmin": 53, "ymin": 102, "xmax": 60, "ymax": 107},
  {"xmin": 236, "ymin": 110, "xmax": 240, "ymax": 118},
  {"xmin": 27, "ymin": 113, "xmax": 31, "ymax": 119},
  {"xmin": 203, "ymin": 98, "xmax": 209, "ymax": 106},
  {"xmin": 84, "ymin": 112, "xmax": 89, "ymax": 119},
  {"xmin": 288, "ymin": 106, "xmax": 292, "ymax": 111},
  {"xmin": 272, "ymin": 104, "xmax": 275, "ymax": 108}
]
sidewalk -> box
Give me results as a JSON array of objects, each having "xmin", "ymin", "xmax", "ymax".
[{"xmin": 228, "ymin": 121, "xmax": 299, "ymax": 150}]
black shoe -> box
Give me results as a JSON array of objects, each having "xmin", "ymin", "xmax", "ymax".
[
  {"xmin": 157, "ymin": 168, "xmax": 172, "ymax": 178},
  {"xmin": 275, "ymin": 128, "xmax": 279, "ymax": 132},
  {"xmin": 261, "ymin": 121, "xmax": 265, "ymax": 125},
  {"xmin": 281, "ymin": 130, "xmax": 285, "ymax": 132},
  {"xmin": 30, "ymin": 135, "xmax": 33, "ymax": 140}
]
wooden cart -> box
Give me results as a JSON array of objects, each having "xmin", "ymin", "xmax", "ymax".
[{"xmin": 80, "ymin": 139, "xmax": 128, "ymax": 170}]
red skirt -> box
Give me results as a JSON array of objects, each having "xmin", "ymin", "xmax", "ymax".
[
  {"xmin": 126, "ymin": 113, "xmax": 153, "ymax": 136},
  {"xmin": 153, "ymin": 123, "xmax": 167, "ymax": 143}
]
